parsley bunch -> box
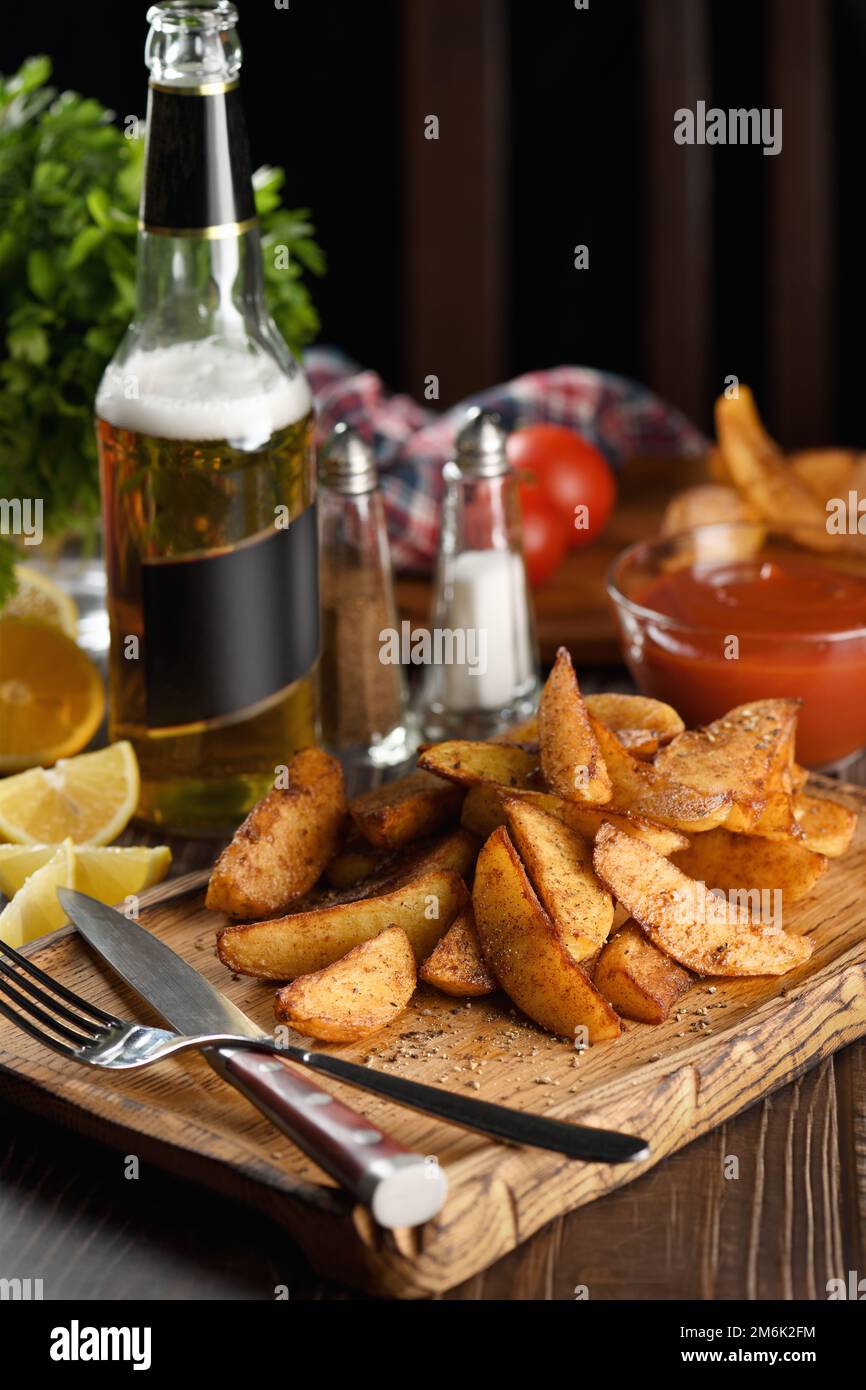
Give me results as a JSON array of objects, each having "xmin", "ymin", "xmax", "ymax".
[{"xmin": 0, "ymin": 56, "xmax": 326, "ymax": 602}]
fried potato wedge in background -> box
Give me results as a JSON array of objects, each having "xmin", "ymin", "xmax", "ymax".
[
  {"xmin": 494, "ymin": 715, "xmax": 539, "ymax": 747},
  {"xmin": 503, "ymin": 797, "xmax": 613, "ymax": 962},
  {"xmin": 790, "ymin": 449, "xmax": 856, "ymax": 502},
  {"xmin": 671, "ymin": 826, "xmax": 827, "ymax": 907},
  {"xmin": 473, "ymin": 827, "xmax": 620, "ymax": 1041},
  {"xmin": 274, "ymin": 926, "xmax": 416, "ymax": 1042},
  {"xmin": 794, "ymin": 791, "xmax": 858, "ymax": 858},
  {"xmin": 418, "ymin": 740, "xmax": 538, "ymax": 788},
  {"xmin": 594, "ymin": 922, "xmax": 693, "ymax": 1024},
  {"xmin": 612, "ymin": 728, "xmax": 659, "ymax": 759},
  {"xmin": 206, "ymin": 747, "xmax": 345, "ymax": 920},
  {"xmin": 349, "ymin": 770, "xmax": 463, "ymax": 850},
  {"xmin": 217, "ymin": 867, "xmax": 468, "ymax": 980},
  {"xmin": 459, "ymin": 782, "xmax": 689, "ymax": 853},
  {"xmin": 419, "ymin": 907, "xmax": 497, "ymax": 997},
  {"xmin": 655, "ymin": 699, "xmax": 800, "ymax": 834},
  {"xmin": 593, "ymin": 826, "xmax": 813, "ymax": 977},
  {"xmin": 584, "ymin": 692, "xmax": 684, "ymax": 743},
  {"xmin": 590, "ymin": 717, "xmax": 730, "ymax": 832},
  {"xmin": 539, "ymin": 647, "xmax": 612, "ymax": 803},
  {"xmin": 661, "ymin": 483, "xmax": 761, "ymax": 537},
  {"xmin": 715, "ymin": 390, "xmax": 834, "ymax": 548}
]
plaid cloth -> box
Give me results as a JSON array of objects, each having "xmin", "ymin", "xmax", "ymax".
[{"xmin": 305, "ymin": 347, "xmax": 707, "ymax": 574}]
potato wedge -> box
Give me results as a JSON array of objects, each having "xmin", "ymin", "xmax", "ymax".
[
  {"xmin": 594, "ymin": 921, "xmax": 692, "ymax": 1024},
  {"xmin": 539, "ymin": 648, "xmax": 612, "ymax": 803},
  {"xmin": 325, "ymin": 825, "xmax": 479, "ymax": 892},
  {"xmin": 585, "ymin": 693, "xmax": 685, "ymax": 746},
  {"xmin": 590, "ymin": 717, "xmax": 731, "ymax": 832},
  {"xmin": 417, "ymin": 740, "xmax": 538, "ymax": 788},
  {"xmin": 494, "ymin": 715, "xmax": 539, "ymax": 747},
  {"xmin": 654, "ymin": 699, "xmax": 801, "ymax": 833},
  {"xmin": 593, "ymin": 825, "xmax": 812, "ymax": 977},
  {"xmin": 473, "ymin": 827, "xmax": 621, "ymax": 1041},
  {"xmin": 613, "ymin": 728, "xmax": 659, "ymax": 759},
  {"xmin": 661, "ymin": 483, "xmax": 761, "ymax": 537},
  {"xmin": 419, "ymin": 907, "xmax": 497, "ymax": 997},
  {"xmin": 349, "ymin": 770, "xmax": 463, "ymax": 850},
  {"xmin": 794, "ymin": 791, "xmax": 858, "ymax": 858},
  {"xmin": 217, "ymin": 867, "xmax": 468, "ymax": 980},
  {"xmin": 206, "ymin": 747, "xmax": 346, "ymax": 920},
  {"xmin": 503, "ymin": 797, "xmax": 613, "ymax": 962},
  {"xmin": 460, "ymin": 782, "xmax": 689, "ymax": 854},
  {"xmin": 671, "ymin": 826, "xmax": 827, "ymax": 907},
  {"xmin": 715, "ymin": 389, "xmax": 834, "ymax": 549},
  {"xmin": 325, "ymin": 841, "xmax": 390, "ymax": 890},
  {"xmin": 274, "ymin": 926, "xmax": 416, "ymax": 1042},
  {"xmin": 790, "ymin": 449, "xmax": 856, "ymax": 503}
]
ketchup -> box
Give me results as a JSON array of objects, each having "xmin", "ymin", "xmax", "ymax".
[{"xmin": 624, "ymin": 555, "xmax": 866, "ymax": 767}]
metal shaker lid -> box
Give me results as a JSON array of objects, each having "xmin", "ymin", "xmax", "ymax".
[
  {"xmin": 318, "ymin": 423, "xmax": 379, "ymax": 495},
  {"xmin": 452, "ymin": 407, "xmax": 510, "ymax": 478}
]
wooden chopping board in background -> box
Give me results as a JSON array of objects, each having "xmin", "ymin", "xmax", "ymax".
[
  {"xmin": 1, "ymin": 772, "xmax": 864, "ymax": 1299},
  {"xmin": 395, "ymin": 454, "xmax": 709, "ymax": 664}
]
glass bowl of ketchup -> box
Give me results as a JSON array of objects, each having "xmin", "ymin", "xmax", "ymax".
[{"xmin": 607, "ymin": 521, "xmax": 866, "ymax": 769}]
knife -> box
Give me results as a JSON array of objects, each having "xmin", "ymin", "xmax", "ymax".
[{"xmin": 59, "ymin": 888, "xmax": 448, "ymax": 1230}]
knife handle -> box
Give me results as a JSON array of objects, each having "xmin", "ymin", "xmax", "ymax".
[{"xmin": 213, "ymin": 1048, "xmax": 447, "ymax": 1229}]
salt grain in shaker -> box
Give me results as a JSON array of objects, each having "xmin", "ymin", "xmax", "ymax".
[
  {"xmin": 318, "ymin": 425, "xmax": 416, "ymax": 792},
  {"xmin": 416, "ymin": 409, "xmax": 540, "ymax": 741}
]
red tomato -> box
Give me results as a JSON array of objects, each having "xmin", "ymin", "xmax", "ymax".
[
  {"xmin": 507, "ymin": 424, "xmax": 616, "ymax": 549},
  {"xmin": 518, "ymin": 483, "xmax": 569, "ymax": 587}
]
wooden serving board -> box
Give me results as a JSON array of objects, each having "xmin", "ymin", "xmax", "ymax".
[
  {"xmin": 395, "ymin": 454, "xmax": 710, "ymax": 664},
  {"xmin": 1, "ymin": 776, "xmax": 865, "ymax": 1300}
]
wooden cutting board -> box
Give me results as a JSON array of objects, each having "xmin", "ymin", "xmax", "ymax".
[
  {"xmin": 395, "ymin": 454, "xmax": 710, "ymax": 664},
  {"xmin": 1, "ymin": 775, "xmax": 864, "ymax": 1300}
]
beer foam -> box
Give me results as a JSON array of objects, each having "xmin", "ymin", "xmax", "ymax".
[{"xmin": 95, "ymin": 339, "xmax": 312, "ymax": 443}]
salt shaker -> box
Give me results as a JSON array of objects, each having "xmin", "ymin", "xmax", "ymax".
[
  {"xmin": 416, "ymin": 408, "xmax": 540, "ymax": 741},
  {"xmin": 317, "ymin": 425, "xmax": 416, "ymax": 792}
]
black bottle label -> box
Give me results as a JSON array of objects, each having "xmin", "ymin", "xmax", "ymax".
[
  {"xmin": 141, "ymin": 84, "xmax": 257, "ymax": 234},
  {"xmin": 141, "ymin": 504, "xmax": 319, "ymax": 730}
]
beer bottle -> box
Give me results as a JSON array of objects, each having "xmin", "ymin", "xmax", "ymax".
[{"xmin": 95, "ymin": 1, "xmax": 318, "ymax": 835}]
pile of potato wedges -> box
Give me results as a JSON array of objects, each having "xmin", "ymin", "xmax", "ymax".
[{"xmin": 206, "ymin": 649, "xmax": 857, "ymax": 1047}]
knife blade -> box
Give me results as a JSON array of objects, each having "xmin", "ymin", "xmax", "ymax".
[{"xmin": 58, "ymin": 888, "xmax": 448, "ymax": 1228}]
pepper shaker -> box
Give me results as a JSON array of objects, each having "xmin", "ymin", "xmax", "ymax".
[
  {"xmin": 317, "ymin": 424, "xmax": 416, "ymax": 792},
  {"xmin": 416, "ymin": 409, "xmax": 540, "ymax": 741}
]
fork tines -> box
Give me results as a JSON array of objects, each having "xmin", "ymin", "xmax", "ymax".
[{"xmin": 0, "ymin": 938, "xmax": 120, "ymax": 1058}]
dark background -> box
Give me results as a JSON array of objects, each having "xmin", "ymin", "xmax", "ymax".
[{"xmin": 6, "ymin": 0, "xmax": 864, "ymax": 442}]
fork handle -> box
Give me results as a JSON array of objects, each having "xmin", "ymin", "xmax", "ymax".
[{"xmin": 210, "ymin": 1048, "xmax": 447, "ymax": 1229}]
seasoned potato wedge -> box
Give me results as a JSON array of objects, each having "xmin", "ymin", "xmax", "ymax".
[
  {"xmin": 671, "ymin": 826, "xmax": 826, "ymax": 907},
  {"xmin": 217, "ymin": 867, "xmax": 468, "ymax": 980},
  {"xmin": 417, "ymin": 740, "xmax": 538, "ymax": 788},
  {"xmin": 794, "ymin": 791, "xmax": 858, "ymax": 858},
  {"xmin": 590, "ymin": 717, "xmax": 731, "ymax": 832},
  {"xmin": 789, "ymin": 448, "xmax": 856, "ymax": 502},
  {"xmin": 539, "ymin": 648, "xmax": 612, "ymax": 803},
  {"xmin": 494, "ymin": 716, "xmax": 539, "ymax": 747},
  {"xmin": 419, "ymin": 907, "xmax": 497, "ymax": 997},
  {"xmin": 593, "ymin": 825, "xmax": 812, "ymax": 977},
  {"xmin": 325, "ymin": 841, "xmax": 390, "ymax": 890},
  {"xmin": 274, "ymin": 926, "xmax": 416, "ymax": 1042},
  {"xmin": 654, "ymin": 699, "xmax": 801, "ymax": 834},
  {"xmin": 661, "ymin": 483, "xmax": 761, "ymax": 537},
  {"xmin": 613, "ymin": 728, "xmax": 659, "ymax": 759},
  {"xmin": 473, "ymin": 827, "xmax": 621, "ymax": 1041},
  {"xmin": 503, "ymin": 797, "xmax": 613, "ymax": 962},
  {"xmin": 460, "ymin": 782, "xmax": 689, "ymax": 854},
  {"xmin": 584, "ymin": 693, "xmax": 685, "ymax": 746},
  {"xmin": 594, "ymin": 922, "xmax": 693, "ymax": 1024},
  {"xmin": 715, "ymin": 389, "xmax": 835, "ymax": 550},
  {"xmin": 206, "ymin": 747, "xmax": 345, "ymax": 920},
  {"xmin": 324, "ymin": 825, "xmax": 479, "ymax": 892},
  {"xmin": 349, "ymin": 770, "xmax": 463, "ymax": 850}
]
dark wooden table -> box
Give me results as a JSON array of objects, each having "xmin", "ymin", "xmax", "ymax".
[{"xmin": 1, "ymin": 674, "xmax": 864, "ymax": 1301}]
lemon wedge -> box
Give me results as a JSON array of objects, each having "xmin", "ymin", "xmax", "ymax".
[
  {"xmin": 0, "ymin": 616, "xmax": 105, "ymax": 773},
  {"xmin": 0, "ymin": 840, "xmax": 75, "ymax": 948},
  {"xmin": 3, "ymin": 564, "xmax": 78, "ymax": 637},
  {"xmin": 0, "ymin": 742, "xmax": 140, "ymax": 846},
  {"xmin": 0, "ymin": 842, "xmax": 170, "ymax": 903}
]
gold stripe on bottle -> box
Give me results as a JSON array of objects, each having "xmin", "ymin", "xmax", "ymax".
[
  {"xmin": 138, "ymin": 216, "xmax": 259, "ymax": 239},
  {"xmin": 148, "ymin": 77, "xmax": 240, "ymax": 96}
]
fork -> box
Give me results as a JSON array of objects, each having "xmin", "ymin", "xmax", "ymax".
[{"xmin": 0, "ymin": 936, "xmax": 650, "ymax": 1166}]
